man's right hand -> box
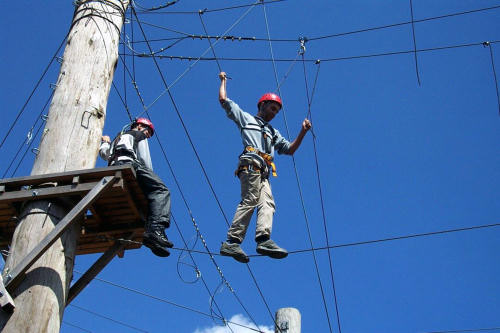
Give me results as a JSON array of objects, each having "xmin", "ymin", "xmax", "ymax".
[
  {"xmin": 219, "ymin": 72, "xmax": 228, "ymax": 102},
  {"xmin": 101, "ymin": 135, "xmax": 111, "ymax": 143}
]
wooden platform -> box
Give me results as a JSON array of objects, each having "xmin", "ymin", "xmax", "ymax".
[{"xmin": 0, "ymin": 165, "xmax": 148, "ymax": 256}]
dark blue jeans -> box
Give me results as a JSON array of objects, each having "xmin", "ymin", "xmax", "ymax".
[{"xmin": 115, "ymin": 160, "xmax": 171, "ymax": 230}]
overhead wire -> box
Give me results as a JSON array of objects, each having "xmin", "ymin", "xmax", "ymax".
[
  {"xmin": 300, "ymin": 52, "xmax": 344, "ymax": 333},
  {"xmin": 131, "ymin": 19, "xmax": 193, "ymax": 37},
  {"xmin": 61, "ymin": 321, "xmax": 92, "ymax": 333},
  {"xmin": 122, "ymin": 12, "xmax": 129, "ymax": 120},
  {"xmin": 198, "ymin": 9, "xmax": 224, "ymax": 74},
  {"xmin": 82, "ymin": 5, "xmax": 238, "ymax": 330},
  {"xmin": 288, "ymin": 222, "xmax": 500, "ymax": 254},
  {"xmin": 409, "ymin": 0, "xmax": 422, "ymax": 85},
  {"xmin": 165, "ymin": 222, "xmax": 500, "ymax": 257},
  {"xmin": 111, "ymin": 56, "xmax": 240, "ymax": 333},
  {"xmin": 136, "ymin": 0, "xmax": 259, "ymax": 115},
  {"xmin": 72, "ymin": 270, "xmax": 223, "ymax": 321},
  {"xmin": 149, "ymin": 128, "xmax": 254, "ymax": 329},
  {"xmin": 69, "ymin": 304, "xmax": 149, "ymax": 333},
  {"xmin": 114, "ymin": 24, "xmax": 260, "ymax": 331},
  {"xmin": 483, "ymin": 42, "xmax": 500, "ymax": 115},
  {"xmin": 127, "ymin": 4, "xmax": 500, "ymax": 45},
  {"xmin": 191, "ymin": 8, "xmax": 288, "ymax": 331},
  {"xmin": 307, "ymin": 4, "xmax": 500, "ymax": 41},
  {"xmin": 273, "ymin": 51, "xmax": 301, "ymax": 93},
  {"xmin": 112, "ymin": 82, "xmax": 133, "ymax": 121},
  {"xmin": 9, "ymin": 116, "xmax": 46, "ymax": 177},
  {"xmin": 0, "ymin": 34, "xmax": 66, "ymax": 151},
  {"xmin": 170, "ymin": 215, "xmax": 235, "ymax": 332},
  {"xmin": 133, "ymin": 0, "xmax": 179, "ymax": 12},
  {"xmin": 4, "ymin": 2, "xmax": 496, "ymax": 333},
  {"xmin": 3, "ymin": 2, "xmax": 496, "ymax": 155},
  {"xmin": 2, "ymin": 90, "xmax": 53, "ymax": 178},
  {"xmin": 126, "ymin": 35, "xmax": 189, "ymax": 56},
  {"xmin": 135, "ymin": 0, "xmax": 286, "ymax": 15},
  {"xmin": 132, "ymin": 40, "xmax": 500, "ymax": 63},
  {"xmin": 261, "ymin": 2, "xmax": 333, "ymax": 332},
  {"xmin": 130, "ymin": 4, "xmax": 276, "ymax": 331},
  {"xmin": 72, "ymin": 270, "xmax": 268, "ymax": 333}
]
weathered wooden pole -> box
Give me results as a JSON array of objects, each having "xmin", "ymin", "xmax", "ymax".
[
  {"xmin": 275, "ymin": 307, "xmax": 301, "ymax": 333},
  {"xmin": 0, "ymin": 1, "xmax": 129, "ymax": 331}
]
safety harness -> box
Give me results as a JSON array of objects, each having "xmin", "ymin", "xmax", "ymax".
[
  {"xmin": 107, "ymin": 130, "xmax": 142, "ymax": 166},
  {"xmin": 234, "ymin": 115, "xmax": 280, "ymax": 177},
  {"xmin": 235, "ymin": 146, "xmax": 277, "ymax": 178},
  {"xmin": 245, "ymin": 146, "xmax": 277, "ymax": 177}
]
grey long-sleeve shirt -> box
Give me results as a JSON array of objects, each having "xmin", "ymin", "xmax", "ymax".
[{"xmin": 221, "ymin": 98, "xmax": 291, "ymax": 167}]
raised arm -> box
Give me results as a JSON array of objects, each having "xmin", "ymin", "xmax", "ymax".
[
  {"xmin": 286, "ymin": 119, "xmax": 312, "ymax": 155},
  {"xmin": 219, "ymin": 71, "xmax": 227, "ymax": 103}
]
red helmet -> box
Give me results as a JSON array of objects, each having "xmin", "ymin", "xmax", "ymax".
[
  {"xmin": 258, "ymin": 93, "xmax": 282, "ymax": 109},
  {"xmin": 134, "ymin": 117, "xmax": 155, "ymax": 136}
]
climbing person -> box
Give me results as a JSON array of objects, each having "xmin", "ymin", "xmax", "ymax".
[
  {"xmin": 218, "ymin": 71, "xmax": 312, "ymax": 263},
  {"xmin": 99, "ymin": 118, "xmax": 173, "ymax": 257}
]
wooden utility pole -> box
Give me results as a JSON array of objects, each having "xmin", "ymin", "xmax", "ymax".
[
  {"xmin": 0, "ymin": 1, "xmax": 129, "ymax": 331},
  {"xmin": 275, "ymin": 308, "xmax": 301, "ymax": 333}
]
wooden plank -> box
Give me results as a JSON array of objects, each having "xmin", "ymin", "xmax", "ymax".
[
  {"xmin": 4, "ymin": 175, "xmax": 117, "ymax": 292},
  {"xmin": 0, "ymin": 213, "xmax": 15, "ymax": 219},
  {"xmin": 79, "ymin": 225, "xmax": 144, "ymax": 237},
  {"xmin": 93, "ymin": 215, "xmax": 138, "ymax": 224},
  {"xmin": 76, "ymin": 244, "xmax": 141, "ymax": 256},
  {"xmin": 99, "ymin": 202, "xmax": 132, "ymax": 211},
  {"xmin": 0, "ymin": 165, "xmax": 135, "ymax": 189},
  {"xmin": 77, "ymin": 235, "xmax": 143, "ymax": 252},
  {"xmin": 95, "ymin": 194, "xmax": 131, "ymax": 203},
  {"xmin": 87, "ymin": 206, "xmax": 102, "ymax": 225},
  {"xmin": 0, "ymin": 178, "xmax": 124, "ymax": 205},
  {"xmin": 120, "ymin": 180, "xmax": 141, "ymax": 219}
]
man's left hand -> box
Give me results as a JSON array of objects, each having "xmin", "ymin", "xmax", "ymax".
[{"xmin": 302, "ymin": 119, "xmax": 312, "ymax": 131}]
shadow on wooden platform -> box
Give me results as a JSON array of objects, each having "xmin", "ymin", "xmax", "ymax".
[
  {"xmin": 0, "ymin": 165, "xmax": 147, "ymax": 256},
  {"xmin": 0, "ymin": 165, "xmax": 150, "ymax": 307}
]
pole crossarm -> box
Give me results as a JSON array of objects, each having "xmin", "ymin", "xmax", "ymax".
[
  {"xmin": 0, "ymin": 177, "xmax": 124, "ymax": 204},
  {"xmin": 66, "ymin": 232, "xmax": 134, "ymax": 305},
  {"xmin": 3, "ymin": 174, "xmax": 119, "ymax": 292}
]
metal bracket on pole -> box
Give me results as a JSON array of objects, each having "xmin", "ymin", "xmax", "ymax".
[{"xmin": 4, "ymin": 175, "xmax": 118, "ymax": 292}]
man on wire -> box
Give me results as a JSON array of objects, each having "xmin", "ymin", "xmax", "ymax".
[{"xmin": 218, "ymin": 71, "xmax": 312, "ymax": 263}]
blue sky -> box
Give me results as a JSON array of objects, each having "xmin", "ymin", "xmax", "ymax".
[{"xmin": 1, "ymin": 1, "xmax": 499, "ymax": 332}]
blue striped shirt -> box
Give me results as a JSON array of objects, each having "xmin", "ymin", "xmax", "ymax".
[{"xmin": 222, "ymin": 98, "xmax": 290, "ymax": 167}]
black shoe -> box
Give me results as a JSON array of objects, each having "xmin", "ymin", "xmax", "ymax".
[
  {"xmin": 220, "ymin": 242, "xmax": 249, "ymax": 263},
  {"xmin": 144, "ymin": 229, "xmax": 174, "ymax": 248},
  {"xmin": 143, "ymin": 237, "xmax": 170, "ymax": 257},
  {"xmin": 256, "ymin": 239, "xmax": 288, "ymax": 259}
]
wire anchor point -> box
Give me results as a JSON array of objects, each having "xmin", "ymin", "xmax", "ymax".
[{"xmin": 298, "ymin": 36, "xmax": 308, "ymax": 55}]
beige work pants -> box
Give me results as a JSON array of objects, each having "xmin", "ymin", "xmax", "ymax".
[{"xmin": 226, "ymin": 169, "xmax": 275, "ymax": 243}]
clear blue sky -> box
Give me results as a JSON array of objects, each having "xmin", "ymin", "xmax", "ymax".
[{"xmin": 1, "ymin": 1, "xmax": 499, "ymax": 332}]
